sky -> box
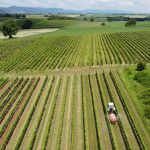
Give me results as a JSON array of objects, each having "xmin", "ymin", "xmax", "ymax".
[{"xmin": 0, "ymin": 0, "xmax": 150, "ymax": 13}]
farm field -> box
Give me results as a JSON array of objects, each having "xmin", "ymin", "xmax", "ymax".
[
  {"xmin": 16, "ymin": 19, "xmax": 76, "ymax": 29},
  {"xmin": 0, "ymin": 11, "xmax": 150, "ymax": 150},
  {"xmin": 0, "ymin": 31, "xmax": 150, "ymax": 72},
  {"xmin": 0, "ymin": 18, "xmax": 75, "ymax": 30},
  {"xmin": 49, "ymin": 21, "xmax": 150, "ymax": 36},
  {"xmin": 0, "ymin": 71, "xmax": 150, "ymax": 150}
]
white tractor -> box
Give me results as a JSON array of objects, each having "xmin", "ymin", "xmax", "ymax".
[{"xmin": 107, "ymin": 102, "xmax": 116, "ymax": 113}]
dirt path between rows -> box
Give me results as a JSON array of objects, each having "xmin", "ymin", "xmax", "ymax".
[{"xmin": 0, "ymin": 64, "xmax": 140, "ymax": 77}]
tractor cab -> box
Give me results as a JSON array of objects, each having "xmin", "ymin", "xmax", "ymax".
[{"xmin": 107, "ymin": 102, "xmax": 116, "ymax": 114}]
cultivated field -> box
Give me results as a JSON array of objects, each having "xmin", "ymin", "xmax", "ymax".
[
  {"xmin": 0, "ymin": 14, "xmax": 150, "ymax": 150},
  {"xmin": 0, "ymin": 31, "xmax": 150, "ymax": 72},
  {"xmin": 0, "ymin": 71, "xmax": 149, "ymax": 150}
]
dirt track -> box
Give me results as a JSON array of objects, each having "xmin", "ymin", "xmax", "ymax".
[
  {"xmin": 0, "ymin": 64, "xmax": 138, "ymax": 77},
  {"xmin": 0, "ymin": 29, "xmax": 58, "ymax": 39}
]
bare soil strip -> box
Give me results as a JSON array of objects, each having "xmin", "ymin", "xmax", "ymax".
[
  {"xmin": 0, "ymin": 64, "xmax": 139, "ymax": 77},
  {"xmin": 0, "ymin": 29, "xmax": 58, "ymax": 39}
]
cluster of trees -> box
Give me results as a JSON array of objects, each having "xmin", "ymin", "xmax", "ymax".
[
  {"xmin": 101, "ymin": 22, "xmax": 106, "ymax": 26},
  {"xmin": 47, "ymin": 15, "xmax": 75, "ymax": 20},
  {"xmin": 83, "ymin": 17, "xmax": 106, "ymax": 26},
  {"xmin": 83, "ymin": 15, "xmax": 150, "ymax": 23},
  {"xmin": 125, "ymin": 20, "xmax": 136, "ymax": 27},
  {"xmin": 22, "ymin": 20, "xmax": 32, "ymax": 29},
  {"xmin": 106, "ymin": 16, "xmax": 150, "ymax": 22},
  {"xmin": 1, "ymin": 19, "xmax": 33, "ymax": 39},
  {"xmin": 107, "ymin": 17, "xmax": 112, "ymax": 22},
  {"xmin": 90, "ymin": 17, "xmax": 94, "ymax": 22},
  {"xmin": 87, "ymin": 17, "xmax": 109, "ymax": 23},
  {"xmin": 84, "ymin": 17, "xmax": 111, "ymax": 23},
  {"xmin": 107, "ymin": 16, "xmax": 130, "ymax": 21},
  {"xmin": 83, "ymin": 17, "xmax": 94, "ymax": 22},
  {"xmin": 15, "ymin": 14, "xmax": 26, "ymax": 19},
  {"xmin": 0, "ymin": 13, "xmax": 26, "ymax": 19},
  {"xmin": 83, "ymin": 17, "xmax": 87, "ymax": 21}
]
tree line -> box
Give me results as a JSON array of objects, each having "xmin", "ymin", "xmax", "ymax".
[
  {"xmin": 1, "ymin": 20, "xmax": 33, "ymax": 39},
  {"xmin": 0, "ymin": 13, "xmax": 26, "ymax": 19}
]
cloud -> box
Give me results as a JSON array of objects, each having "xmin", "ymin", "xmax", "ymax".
[{"xmin": 0, "ymin": 0, "xmax": 150, "ymax": 13}]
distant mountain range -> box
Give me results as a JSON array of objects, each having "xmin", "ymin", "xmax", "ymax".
[{"xmin": 0, "ymin": 6, "xmax": 130, "ymax": 14}]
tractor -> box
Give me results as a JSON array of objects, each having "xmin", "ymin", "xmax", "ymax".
[{"xmin": 107, "ymin": 102, "xmax": 117, "ymax": 124}]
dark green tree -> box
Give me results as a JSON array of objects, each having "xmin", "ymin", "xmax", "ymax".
[
  {"xmin": 107, "ymin": 17, "xmax": 112, "ymax": 22},
  {"xmin": 90, "ymin": 17, "xmax": 94, "ymax": 22},
  {"xmin": 125, "ymin": 20, "xmax": 136, "ymax": 27},
  {"xmin": 136, "ymin": 62, "xmax": 146, "ymax": 71},
  {"xmin": 2, "ymin": 21, "xmax": 18, "ymax": 39},
  {"xmin": 22, "ymin": 14, "xmax": 26, "ymax": 19},
  {"xmin": 83, "ymin": 17, "xmax": 87, "ymax": 21},
  {"xmin": 15, "ymin": 14, "xmax": 20, "ymax": 19},
  {"xmin": 22, "ymin": 20, "xmax": 32, "ymax": 29},
  {"xmin": 101, "ymin": 22, "xmax": 106, "ymax": 26}
]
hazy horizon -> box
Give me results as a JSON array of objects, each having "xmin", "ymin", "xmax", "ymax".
[{"xmin": 0, "ymin": 0, "xmax": 150, "ymax": 13}]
